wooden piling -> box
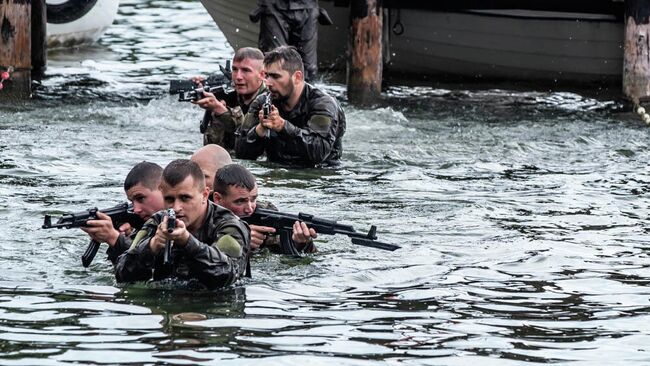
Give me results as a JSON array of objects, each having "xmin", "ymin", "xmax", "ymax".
[
  {"xmin": 347, "ymin": 0, "xmax": 383, "ymax": 106},
  {"xmin": 0, "ymin": 0, "xmax": 34, "ymax": 99},
  {"xmin": 32, "ymin": 0, "xmax": 47, "ymax": 78},
  {"xmin": 623, "ymin": 0, "xmax": 650, "ymax": 103}
]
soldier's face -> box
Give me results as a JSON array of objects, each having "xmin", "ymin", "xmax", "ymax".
[
  {"xmin": 191, "ymin": 156, "xmax": 218, "ymax": 192},
  {"xmin": 213, "ymin": 184, "xmax": 258, "ymax": 218},
  {"xmin": 264, "ymin": 62, "xmax": 296, "ymax": 102},
  {"xmin": 232, "ymin": 58, "xmax": 264, "ymax": 97},
  {"xmin": 161, "ymin": 176, "xmax": 210, "ymax": 232},
  {"xmin": 126, "ymin": 183, "xmax": 164, "ymax": 221}
]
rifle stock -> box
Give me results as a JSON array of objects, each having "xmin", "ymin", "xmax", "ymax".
[
  {"xmin": 243, "ymin": 207, "xmax": 400, "ymax": 252},
  {"xmin": 42, "ymin": 202, "xmax": 145, "ymax": 267}
]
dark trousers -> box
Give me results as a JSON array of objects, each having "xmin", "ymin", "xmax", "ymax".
[{"xmin": 259, "ymin": 8, "xmax": 319, "ymax": 81}]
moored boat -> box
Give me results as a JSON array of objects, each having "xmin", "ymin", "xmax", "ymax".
[
  {"xmin": 198, "ymin": 0, "xmax": 624, "ymax": 84},
  {"xmin": 46, "ymin": 0, "xmax": 120, "ymax": 48}
]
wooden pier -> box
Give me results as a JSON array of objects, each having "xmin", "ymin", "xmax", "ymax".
[
  {"xmin": 347, "ymin": 0, "xmax": 383, "ymax": 106},
  {"xmin": 623, "ymin": 0, "xmax": 650, "ymax": 104},
  {"xmin": 4, "ymin": 0, "xmax": 650, "ymax": 108},
  {"xmin": 0, "ymin": 0, "xmax": 46, "ymax": 100}
]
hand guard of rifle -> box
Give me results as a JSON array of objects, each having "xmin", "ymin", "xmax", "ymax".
[
  {"xmin": 263, "ymin": 94, "xmax": 272, "ymax": 119},
  {"xmin": 262, "ymin": 94, "xmax": 273, "ymax": 138},
  {"xmin": 243, "ymin": 208, "xmax": 400, "ymax": 253},
  {"xmin": 163, "ymin": 209, "xmax": 176, "ymax": 266}
]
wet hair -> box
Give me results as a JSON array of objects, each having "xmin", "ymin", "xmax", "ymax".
[
  {"xmin": 123, "ymin": 161, "xmax": 162, "ymax": 192},
  {"xmin": 233, "ymin": 47, "xmax": 264, "ymax": 63},
  {"xmin": 162, "ymin": 159, "xmax": 205, "ymax": 189},
  {"xmin": 213, "ymin": 164, "xmax": 256, "ymax": 195},
  {"xmin": 264, "ymin": 46, "xmax": 304, "ymax": 75}
]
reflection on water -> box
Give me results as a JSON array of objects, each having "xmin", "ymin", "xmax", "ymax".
[{"xmin": 1, "ymin": 0, "xmax": 650, "ymax": 364}]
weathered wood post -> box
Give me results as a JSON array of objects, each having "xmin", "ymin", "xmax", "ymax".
[
  {"xmin": 623, "ymin": 0, "xmax": 650, "ymax": 104},
  {"xmin": 0, "ymin": 0, "xmax": 41, "ymax": 99},
  {"xmin": 347, "ymin": 0, "xmax": 382, "ymax": 106},
  {"xmin": 32, "ymin": 0, "xmax": 47, "ymax": 78}
]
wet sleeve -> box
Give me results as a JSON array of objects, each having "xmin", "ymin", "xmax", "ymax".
[
  {"xmin": 114, "ymin": 220, "xmax": 158, "ymax": 283},
  {"xmin": 214, "ymin": 110, "xmax": 235, "ymax": 135},
  {"xmin": 214, "ymin": 101, "xmax": 245, "ymax": 134},
  {"xmin": 105, "ymin": 234, "xmax": 132, "ymax": 266},
  {"xmin": 182, "ymin": 221, "xmax": 251, "ymax": 289},
  {"xmin": 279, "ymin": 96, "xmax": 340, "ymax": 164},
  {"xmin": 234, "ymin": 96, "xmax": 266, "ymax": 160}
]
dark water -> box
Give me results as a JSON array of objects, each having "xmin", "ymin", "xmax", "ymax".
[{"xmin": 1, "ymin": 1, "xmax": 650, "ymax": 364}]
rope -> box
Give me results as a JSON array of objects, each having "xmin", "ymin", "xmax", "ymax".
[
  {"xmin": 635, "ymin": 104, "xmax": 650, "ymax": 124},
  {"xmin": 0, "ymin": 66, "xmax": 14, "ymax": 91}
]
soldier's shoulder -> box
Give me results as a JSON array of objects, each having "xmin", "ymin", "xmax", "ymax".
[
  {"xmin": 146, "ymin": 210, "xmax": 165, "ymax": 225},
  {"xmin": 306, "ymin": 85, "xmax": 338, "ymax": 115},
  {"xmin": 211, "ymin": 204, "xmax": 238, "ymax": 220},
  {"xmin": 210, "ymin": 204, "xmax": 246, "ymax": 228},
  {"xmin": 247, "ymin": 92, "xmax": 266, "ymax": 111}
]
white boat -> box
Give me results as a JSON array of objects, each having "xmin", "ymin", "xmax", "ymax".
[
  {"xmin": 46, "ymin": 0, "xmax": 120, "ymax": 48},
  {"xmin": 198, "ymin": 0, "xmax": 624, "ymax": 84}
]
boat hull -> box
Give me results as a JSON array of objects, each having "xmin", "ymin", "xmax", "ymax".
[
  {"xmin": 198, "ymin": 0, "xmax": 624, "ymax": 84},
  {"xmin": 46, "ymin": 0, "xmax": 120, "ymax": 48}
]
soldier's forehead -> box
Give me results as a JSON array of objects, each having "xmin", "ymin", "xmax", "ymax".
[
  {"xmin": 234, "ymin": 58, "xmax": 263, "ymax": 69},
  {"xmin": 265, "ymin": 62, "xmax": 287, "ymax": 72},
  {"xmin": 162, "ymin": 176, "xmax": 204, "ymax": 194}
]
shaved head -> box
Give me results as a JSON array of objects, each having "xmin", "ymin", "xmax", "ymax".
[{"xmin": 190, "ymin": 144, "xmax": 233, "ymax": 191}]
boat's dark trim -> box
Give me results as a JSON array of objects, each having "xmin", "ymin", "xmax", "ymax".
[
  {"xmin": 457, "ymin": 10, "xmax": 621, "ymax": 23},
  {"xmin": 332, "ymin": 0, "xmax": 624, "ymax": 17},
  {"xmin": 46, "ymin": 0, "xmax": 99, "ymax": 24}
]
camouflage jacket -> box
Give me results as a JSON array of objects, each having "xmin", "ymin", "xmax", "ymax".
[
  {"xmin": 105, "ymin": 233, "xmax": 133, "ymax": 266},
  {"xmin": 203, "ymin": 83, "xmax": 267, "ymax": 150},
  {"xmin": 115, "ymin": 202, "xmax": 251, "ymax": 289},
  {"xmin": 234, "ymin": 83, "xmax": 346, "ymax": 166}
]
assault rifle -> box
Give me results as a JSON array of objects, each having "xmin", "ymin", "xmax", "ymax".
[
  {"xmin": 262, "ymin": 93, "xmax": 272, "ymax": 119},
  {"xmin": 170, "ymin": 61, "xmax": 235, "ymax": 103},
  {"xmin": 262, "ymin": 93, "xmax": 273, "ymax": 138},
  {"xmin": 42, "ymin": 202, "xmax": 145, "ymax": 267},
  {"xmin": 163, "ymin": 208, "xmax": 176, "ymax": 266},
  {"xmin": 242, "ymin": 207, "xmax": 400, "ymax": 256}
]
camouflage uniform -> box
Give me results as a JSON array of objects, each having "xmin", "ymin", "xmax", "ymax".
[
  {"xmin": 115, "ymin": 202, "xmax": 251, "ymax": 289},
  {"xmin": 106, "ymin": 233, "xmax": 134, "ymax": 266},
  {"xmin": 203, "ymin": 83, "xmax": 267, "ymax": 150},
  {"xmin": 252, "ymin": 0, "xmax": 320, "ymax": 81},
  {"xmin": 234, "ymin": 83, "xmax": 346, "ymax": 167}
]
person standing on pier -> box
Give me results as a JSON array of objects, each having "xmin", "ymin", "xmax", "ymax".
[
  {"xmin": 234, "ymin": 46, "xmax": 345, "ymax": 167},
  {"xmin": 249, "ymin": 0, "xmax": 332, "ymax": 82},
  {"xmin": 193, "ymin": 47, "xmax": 267, "ymax": 151}
]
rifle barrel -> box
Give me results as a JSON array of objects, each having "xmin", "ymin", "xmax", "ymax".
[{"xmin": 246, "ymin": 208, "xmax": 400, "ymax": 251}]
